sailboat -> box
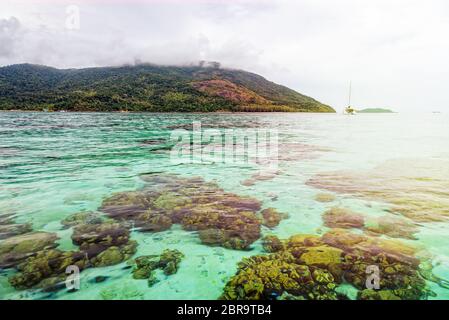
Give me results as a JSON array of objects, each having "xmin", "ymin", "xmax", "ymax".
[{"xmin": 344, "ymin": 81, "xmax": 356, "ymax": 115}]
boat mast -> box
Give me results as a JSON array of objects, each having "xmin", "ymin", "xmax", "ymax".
[{"xmin": 348, "ymin": 80, "xmax": 352, "ymax": 107}]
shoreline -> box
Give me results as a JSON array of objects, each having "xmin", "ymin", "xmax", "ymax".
[{"xmin": 0, "ymin": 110, "xmax": 337, "ymax": 114}]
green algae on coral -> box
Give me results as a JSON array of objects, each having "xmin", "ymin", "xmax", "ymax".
[
  {"xmin": 131, "ymin": 249, "xmax": 184, "ymax": 287},
  {"xmin": 223, "ymin": 230, "xmax": 433, "ymax": 300},
  {"xmin": 8, "ymin": 249, "xmax": 88, "ymax": 291},
  {"xmin": 221, "ymin": 252, "xmax": 339, "ymax": 300},
  {"xmin": 91, "ymin": 242, "xmax": 137, "ymax": 267},
  {"xmin": 5, "ymin": 220, "xmax": 138, "ymax": 291}
]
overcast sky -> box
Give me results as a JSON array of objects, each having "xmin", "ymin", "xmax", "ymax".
[{"xmin": 1, "ymin": 0, "xmax": 449, "ymax": 112}]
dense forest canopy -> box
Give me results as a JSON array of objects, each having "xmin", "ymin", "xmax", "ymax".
[{"xmin": 0, "ymin": 63, "xmax": 335, "ymax": 112}]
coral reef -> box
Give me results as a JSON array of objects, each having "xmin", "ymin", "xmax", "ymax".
[
  {"xmin": 5, "ymin": 220, "xmax": 138, "ymax": 291},
  {"xmin": 131, "ymin": 249, "xmax": 184, "ymax": 287},
  {"xmin": 71, "ymin": 221, "xmax": 137, "ymax": 266},
  {"xmin": 315, "ymin": 193, "xmax": 336, "ymax": 203},
  {"xmin": 221, "ymin": 252, "xmax": 339, "ymax": 300},
  {"xmin": 322, "ymin": 207, "xmax": 365, "ymax": 229},
  {"xmin": 260, "ymin": 208, "xmax": 288, "ymax": 229},
  {"xmin": 222, "ymin": 230, "xmax": 432, "ymax": 300},
  {"xmin": 61, "ymin": 211, "xmax": 103, "ymax": 229},
  {"xmin": 321, "ymin": 207, "xmax": 418, "ymax": 240},
  {"xmin": 8, "ymin": 249, "xmax": 88, "ymax": 291},
  {"xmin": 72, "ymin": 222, "xmax": 130, "ymax": 254},
  {"xmin": 90, "ymin": 242, "xmax": 137, "ymax": 267},
  {"xmin": 364, "ymin": 216, "xmax": 418, "ymax": 240},
  {"xmin": 262, "ymin": 235, "xmax": 285, "ymax": 253},
  {"xmin": 307, "ymin": 159, "xmax": 449, "ymax": 223},
  {"xmin": 99, "ymin": 173, "xmax": 270, "ymax": 250}
]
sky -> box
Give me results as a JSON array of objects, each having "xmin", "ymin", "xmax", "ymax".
[{"xmin": 1, "ymin": 0, "xmax": 449, "ymax": 112}]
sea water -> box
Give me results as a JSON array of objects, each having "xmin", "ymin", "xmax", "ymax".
[{"xmin": 1, "ymin": 112, "xmax": 449, "ymax": 300}]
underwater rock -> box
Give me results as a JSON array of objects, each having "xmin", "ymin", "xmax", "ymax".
[
  {"xmin": 71, "ymin": 220, "xmax": 137, "ymax": 267},
  {"xmin": 260, "ymin": 208, "xmax": 288, "ymax": 228},
  {"xmin": 93, "ymin": 276, "xmax": 108, "ymax": 283},
  {"xmin": 0, "ymin": 213, "xmax": 15, "ymax": 225},
  {"xmin": 100, "ymin": 241, "xmax": 136, "ymax": 267},
  {"xmin": 322, "ymin": 207, "xmax": 365, "ymax": 229},
  {"xmin": 4, "ymin": 221, "xmax": 136, "ymax": 291},
  {"xmin": 0, "ymin": 213, "xmax": 33, "ymax": 240},
  {"xmin": 91, "ymin": 246, "xmax": 123, "ymax": 267},
  {"xmin": 315, "ymin": 193, "xmax": 336, "ymax": 203},
  {"xmin": 8, "ymin": 249, "xmax": 88, "ymax": 290},
  {"xmin": 0, "ymin": 223, "xmax": 32, "ymax": 240},
  {"xmin": 222, "ymin": 230, "xmax": 431, "ymax": 300},
  {"xmin": 183, "ymin": 205, "xmax": 261, "ymax": 250},
  {"xmin": 61, "ymin": 211, "xmax": 103, "ymax": 229},
  {"xmin": 159, "ymin": 249, "xmax": 184, "ymax": 275},
  {"xmin": 99, "ymin": 173, "xmax": 265, "ymax": 250},
  {"xmin": 140, "ymin": 138, "xmax": 167, "ymax": 146},
  {"xmin": 131, "ymin": 249, "xmax": 184, "ymax": 287},
  {"xmin": 135, "ymin": 211, "xmax": 173, "ymax": 232},
  {"xmin": 100, "ymin": 191, "xmax": 154, "ymax": 221},
  {"xmin": 153, "ymin": 192, "xmax": 192, "ymax": 211},
  {"xmin": 132, "ymin": 255, "xmax": 159, "ymax": 279},
  {"xmin": 198, "ymin": 229, "xmax": 253, "ymax": 251},
  {"xmin": 71, "ymin": 221, "xmax": 131, "ymax": 257},
  {"xmin": 0, "ymin": 232, "xmax": 59, "ymax": 268}
]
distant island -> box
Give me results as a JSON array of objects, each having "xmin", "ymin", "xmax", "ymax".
[
  {"xmin": 357, "ymin": 108, "xmax": 395, "ymax": 113},
  {"xmin": 0, "ymin": 63, "xmax": 335, "ymax": 113}
]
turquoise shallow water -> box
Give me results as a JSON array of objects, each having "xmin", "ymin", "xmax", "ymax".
[{"xmin": 1, "ymin": 112, "xmax": 449, "ymax": 300}]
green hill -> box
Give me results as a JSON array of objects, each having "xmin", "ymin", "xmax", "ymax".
[
  {"xmin": 0, "ymin": 63, "xmax": 334, "ymax": 112},
  {"xmin": 357, "ymin": 108, "xmax": 395, "ymax": 113}
]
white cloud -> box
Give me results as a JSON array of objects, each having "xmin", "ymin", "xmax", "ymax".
[{"xmin": 1, "ymin": 0, "xmax": 448, "ymax": 112}]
